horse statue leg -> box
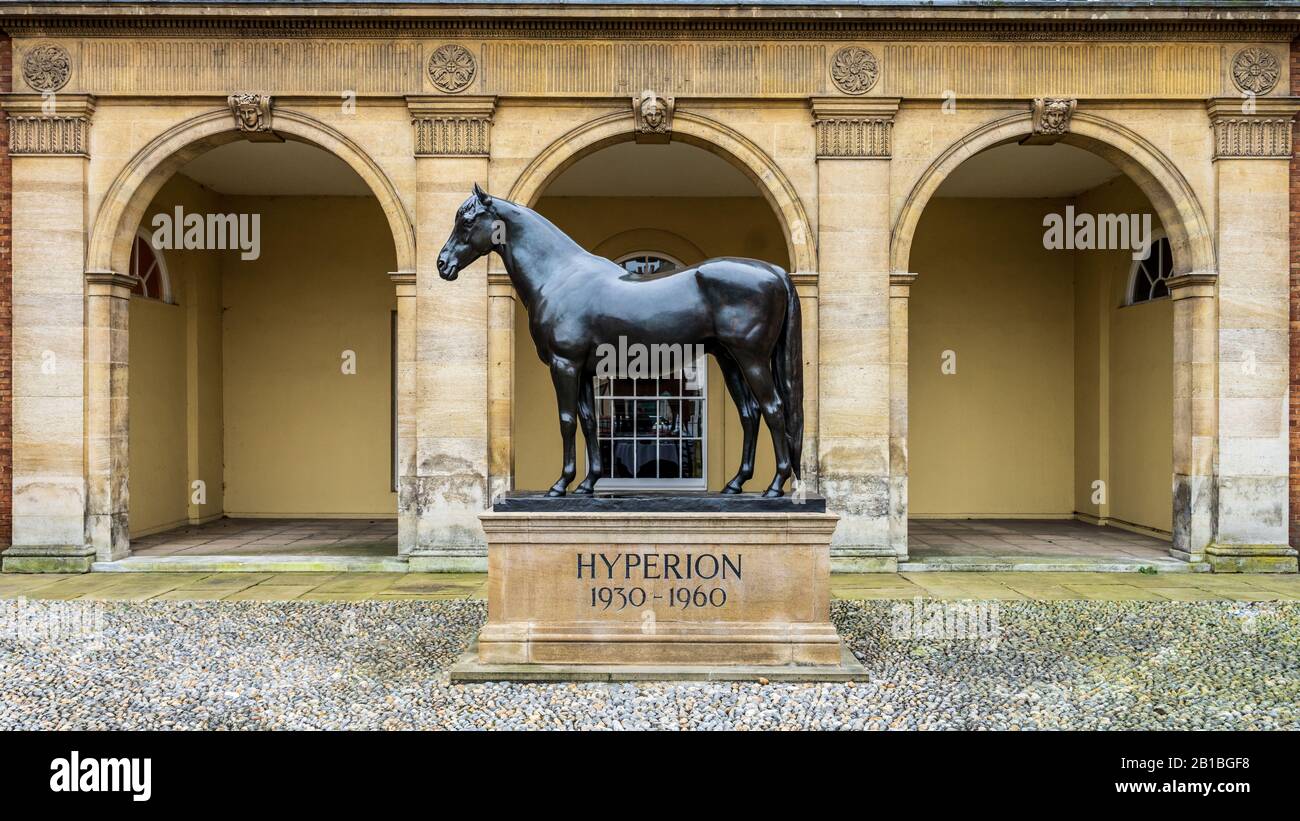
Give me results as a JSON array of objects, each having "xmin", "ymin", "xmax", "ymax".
[
  {"xmin": 574, "ymin": 371, "xmax": 602, "ymax": 494},
  {"xmin": 730, "ymin": 349, "xmax": 793, "ymax": 497},
  {"xmin": 715, "ymin": 351, "xmax": 759, "ymax": 493},
  {"xmin": 547, "ymin": 357, "xmax": 581, "ymax": 497}
]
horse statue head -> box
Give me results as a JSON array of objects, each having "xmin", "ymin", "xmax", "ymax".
[{"xmin": 437, "ymin": 183, "xmax": 498, "ymax": 281}]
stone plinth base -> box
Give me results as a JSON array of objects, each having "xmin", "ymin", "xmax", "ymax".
[
  {"xmin": 450, "ymin": 641, "xmax": 865, "ymax": 683},
  {"xmin": 1205, "ymin": 543, "xmax": 1299, "ymax": 573},
  {"xmin": 457, "ymin": 507, "xmax": 858, "ymax": 679},
  {"xmin": 406, "ymin": 549, "xmax": 487, "ymax": 573},
  {"xmin": 1, "ymin": 545, "xmax": 95, "ymax": 573}
]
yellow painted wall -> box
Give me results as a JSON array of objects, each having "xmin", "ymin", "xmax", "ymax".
[
  {"xmin": 130, "ymin": 181, "xmax": 399, "ymax": 531},
  {"xmin": 221, "ymin": 196, "xmax": 397, "ymax": 516},
  {"xmin": 909, "ymin": 198, "xmax": 1077, "ymax": 516},
  {"xmin": 910, "ymin": 186, "xmax": 1172, "ymax": 533},
  {"xmin": 129, "ymin": 293, "xmax": 189, "ymax": 532},
  {"xmin": 1074, "ymin": 177, "xmax": 1173, "ymax": 534},
  {"xmin": 129, "ymin": 175, "xmax": 224, "ymax": 536},
  {"xmin": 513, "ymin": 196, "xmax": 789, "ymax": 492}
]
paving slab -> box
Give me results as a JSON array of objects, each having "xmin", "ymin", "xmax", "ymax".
[
  {"xmin": 223, "ymin": 585, "xmax": 321, "ymax": 601},
  {"xmin": 308, "ymin": 573, "xmax": 407, "ymax": 594},
  {"xmin": 0, "ymin": 574, "xmax": 79, "ymax": 597},
  {"xmin": 1058, "ymin": 584, "xmax": 1170, "ymax": 601}
]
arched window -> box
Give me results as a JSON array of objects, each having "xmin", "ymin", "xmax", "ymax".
[
  {"xmin": 1128, "ymin": 234, "xmax": 1172, "ymax": 305},
  {"xmin": 616, "ymin": 251, "xmax": 682, "ymax": 277},
  {"xmin": 597, "ymin": 251, "xmax": 705, "ymax": 489},
  {"xmin": 128, "ymin": 229, "xmax": 173, "ymax": 303}
]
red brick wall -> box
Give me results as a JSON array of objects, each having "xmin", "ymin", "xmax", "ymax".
[
  {"xmin": 0, "ymin": 31, "xmax": 11, "ymax": 548},
  {"xmin": 1290, "ymin": 36, "xmax": 1300, "ymax": 549}
]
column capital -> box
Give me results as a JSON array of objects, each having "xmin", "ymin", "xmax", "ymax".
[
  {"xmin": 407, "ymin": 95, "xmax": 496, "ymax": 157},
  {"xmin": 390, "ymin": 270, "xmax": 417, "ymax": 297},
  {"xmin": 1, "ymin": 93, "xmax": 95, "ymax": 156},
  {"xmin": 810, "ymin": 97, "xmax": 900, "ymax": 159},
  {"xmin": 1206, "ymin": 96, "xmax": 1300, "ymax": 159},
  {"xmin": 85, "ymin": 269, "xmax": 136, "ymax": 296},
  {"xmin": 1167, "ymin": 271, "xmax": 1217, "ymax": 300},
  {"xmin": 889, "ymin": 272, "xmax": 918, "ymax": 297}
]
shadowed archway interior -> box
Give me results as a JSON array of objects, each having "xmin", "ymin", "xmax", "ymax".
[
  {"xmin": 906, "ymin": 140, "xmax": 1175, "ymax": 567},
  {"xmin": 126, "ymin": 137, "xmax": 399, "ymax": 557}
]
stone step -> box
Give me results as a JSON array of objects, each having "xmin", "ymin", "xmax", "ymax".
[{"xmin": 92, "ymin": 555, "xmax": 410, "ymax": 573}]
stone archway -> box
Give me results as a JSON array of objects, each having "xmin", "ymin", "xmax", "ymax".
[
  {"xmin": 888, "ymin": 110, "xmax": 1218, "ymax": 563},
  {"xmin": 88, "ymin": 108, "xmax": 416, "ymax": 277},
  {"xmin": 506, "ymin": 110, "xmax": 817, "ymax": 275},
  {"xmin": 83, "ymin": 106, "xmax": 415, "ymax": 561},
  {"xmin": 889, "ymin": 111, "xmax": 1215, "ymax": 278},
  {"xmin": 487, "ymin": 110, "xmax": 819, "ymax": 499}
]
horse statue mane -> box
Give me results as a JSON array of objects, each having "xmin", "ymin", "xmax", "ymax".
[{"xmin": 438, "ymin": 184, "xmax": 803, "ymax": 498}]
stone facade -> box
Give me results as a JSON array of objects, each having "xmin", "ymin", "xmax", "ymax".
[{"xmin": 0, "ymin": 3, "xmax": 1297, "ymax": 572}]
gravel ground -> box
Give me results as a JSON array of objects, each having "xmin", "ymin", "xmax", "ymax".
[{"xmin": 1, "ymin": 598, "xmax": 1296, "ymax": 730}]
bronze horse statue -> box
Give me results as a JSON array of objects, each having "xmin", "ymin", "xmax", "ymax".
[{"xmin": 437, "ymin": 184, "xmax": 803, "ymax": 498}]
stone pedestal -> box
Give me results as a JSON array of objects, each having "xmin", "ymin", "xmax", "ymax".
[{"xmin": 451, "ymin": 499, "xmax": 864, "ymax": 682}]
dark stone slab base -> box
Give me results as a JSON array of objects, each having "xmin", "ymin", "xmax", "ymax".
[{"xmin": 492, "ymin": 491, "xmax": 826, "ymax": 513}]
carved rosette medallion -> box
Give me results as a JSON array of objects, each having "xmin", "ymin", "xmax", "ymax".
[
  {"xmin": 428, "ymin": 44, "xmax": 477, "ymax": 93},
  {"xmin": 22, "ymin": 44, "xmax": 72, "ymax": 93},
  {"xmin": 829, "ymin": 47, "xmax": 878, "ymax": 95},
  {"xmin": 1231, "ymin": 47, "xmax": 1280, "ymax": 95}
]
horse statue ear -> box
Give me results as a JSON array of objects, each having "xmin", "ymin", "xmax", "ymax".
[{"xmin": 473, "ymin": 182, "xmax": 490, "ymax": 206}]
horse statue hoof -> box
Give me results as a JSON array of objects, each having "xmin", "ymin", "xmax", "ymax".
[
  {"xmin": 762, "ymin": 489, "xmax": 784, "ymax": 498},
  {"xmin": 722, "ymin": 484, "xmax": 743, "ymax": 494},
  {"xmin": 546, "ymin": 488, "xmax": 566, "ymax": 498}
]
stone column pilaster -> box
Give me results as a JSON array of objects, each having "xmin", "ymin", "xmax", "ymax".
[
  {"xmin": 1204, "ymin": 97, "xmax": 1299, "ymax": 571},
  {"xmin": 1, "ymin": 94, "xmax": 96, "ymax": 572},
  {"xmin": 792, "ymin": 274, "xmax": 819, "ymax": 491},
  {"xmin": 1168, "ymin": 272, "xmax": 1217, "ymax": 564},
  {"xmin": 390, "ymin": 270, "xmax": 418, "ymax": 556},
  {"xmin": 888, "ymin": 273, "xmax": 917, "ymax": 562},
  {"xmin": 84, "ymin": 271, "xmax": 133, "ymax": 563},
  {"xmin": 406, "ymin": 95, "xmax": 496, "ymax": 571},
  {"xmin": 811, "ymin": 97, "xmax": 900, "ymax": 571},
  {"xmin": 487, "ymin": 273, "xmax": 515, "ymax": 505}
]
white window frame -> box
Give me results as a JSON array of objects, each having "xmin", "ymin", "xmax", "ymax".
[
  {"xmin": 1125, "ymin": 228, "xmax": 1171, "ymax": 307},
  {"xmin": 597, "ymin": 251, "xmax": 706, "ymax": 491},
  {"xmin": 130, "ymin": 227, "xmax": 174, "ymax": 304},
  {"xmin": 614, "ymin": 250, "xmax": 685, "ymax": 276}
]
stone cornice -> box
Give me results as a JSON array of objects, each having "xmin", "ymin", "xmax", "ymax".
[
  {"xmin": 811, "ymin": 96, "xmax": 899, "ymax": 159},
  {"xmin": 1, "ymin": 92, "xmax": 94, "ymax": 156},
  {"xmin": 1206, "ymin": 96, "xmax": 1300, "ymax": 159},
  {"xmin": 1, "ymin": 12, "xmax": 1295, "ymax": 42}
]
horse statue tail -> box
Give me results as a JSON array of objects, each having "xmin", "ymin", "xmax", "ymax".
[{"xmin": 773, "ymin": 270, "xmax": 804, "ymax": 480}]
